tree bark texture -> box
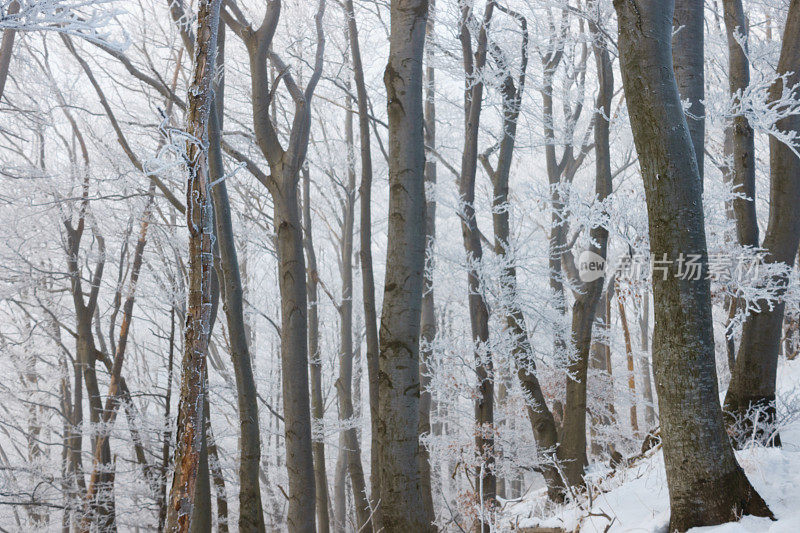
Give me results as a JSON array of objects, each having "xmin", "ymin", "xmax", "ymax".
[
  {"xmin": 614, "ymin": 1, "xmax": 772, "ymax": 529},
  {"xmin": 166, "ymin": 1, "xmax": 221, "ymax": 530},
  {"xmin": 378, "ymin": 0, "xmax": 430, "ymax": 530}
]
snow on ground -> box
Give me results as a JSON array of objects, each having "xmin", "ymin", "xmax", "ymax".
[{"xmin": 501, "ymin": 358, "xmax": 800, "ymax": 532}]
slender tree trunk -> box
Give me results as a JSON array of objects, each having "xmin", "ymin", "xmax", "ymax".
[
  {"xmin": 166, "ymin": 1, "xmax": 221, "ymax": 529},
  {"xmin": 724, "ymin": 0, "xmax": 800, "ymax": 446},
  {"xmin": 208, "ymin": 105, "xmax": 266, "ymax": 531},
  {"xmin": 83, "ymin": 186, "xmax": 155, "ymax": 533},
  {"xmin": 722, "ymin": 0, "xmax": 758, "ymax": 248},
  {"xmin": 673, "ymin": 0, "xmax": 705, "ymax": 184},
  {"xmin": 480, "ymin": 3, "xmax": 562, "ymax": 500},
  {"xmin": 614, "ymin": 1, "xmax": 772, "ymax": 529},
  {"xmin": 334, "ymin": 93, "xmax": 372, "ymax": 533},
  {"xmin": 206, "ymin": 408, "xmax": 229, "ymax": 532},
  {"xmin": 589, "ymin": 287, "xmax": 615, "ymax": 456},
  {"xmin": 554, "ymin": 4, "xmax": 613, "ymax": 490},
  {"xmin": 617, "ymin": 293, "xmax": 639, "ymax": 436},
  {"xmin": 419, "ymin": 1, "xmax": 437, "ymax": 522},
  {"xmin": 159, "ymin": 306, "xmax": 177, "ymax": 531},
  {"xmin": 342, "ymin": 1, "xmax": 383, "ymax": 525},
  {"xmin": 378, "ymin": 1, "xmax": 430, "ymax": 530},
  {"xmin": 302, "ymin": 166, "xmax": 332, "ymax": 533},
  {"xmin": 638, "ymin": 294, "xmax": 656, "ymax": 429},
  {"xmin": 457, "ymin": 4, "xmax": 495, "ymax": 527}
]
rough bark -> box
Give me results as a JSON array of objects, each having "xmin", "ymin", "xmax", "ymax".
[
  {"xmin": 613, "ymin": 1, "xmax": 772, "ymax": 529},
  {"xmin": 165, "ymin": 1, "xmax": 221, "ymax": 530},
  {"xmin": 724, "ymin": 0, "xmax": 800, "ymax": 446},
  {"xmin": 378, "ymin": 0, "xmax": 430, "ymax": 530}
]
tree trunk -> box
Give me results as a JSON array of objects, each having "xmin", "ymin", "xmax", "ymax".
[
  {"xmin": 638, "ymin": 294, "xmax": 657, "ymax": 429},
  {"xmin": 0, "ymin": 0, "xmax": 20, "ymax": 103},
  {"xmin": 165, "ymin": 1, "xmax": 221, "ymax": 529},
  {"xmin": 617, "ymin": 293, "xmax": 639, "ymax": 436},
  {"xmin": 673, "ymin": 0, "xmax": 705, "ymax": 184},
  {"xmin": 302, "ymin": 166, "xmax": 332, "ymax": 533},
  {"xmin": 614, "ymin": 1, "xmax": 772, "ymax": 529},
  {"xmin": 458, "ymin": 3, "xmax": 495, "ymax": 527},
  {"xmin": 722, "ymin": 0, "xmax": 758, "ymax": 248},
  {"xmin": 419, "ymin": 1, "xmax": 437, "ymax": 522},
  {"xmin": 335, "ymin": 93, "xmax": 372, "ymax": 533},
  {"xmin": 378, "ymin": 0, "xmax": 430, "ymax": 530},
  {"xmin": 724, "ymin": 0, "xmax": 800, "ymax": 446},
  {"xmin": 481, "ymin": 3, "xmax": 562, "ymax": 500},
  {"xmin": 554, "ymin": 3, "xmax": 613, "ymax": 490},
  {"xmin": 208, "ymin": 100, "xmax": 266, "ymax": 531},
  {"xmin": 274, "ymin": 178, "xmax": 317, "ymax": 533},
  {"xmin": 342, "ymin": 1, "xmax": 383, "ymax": 525}
]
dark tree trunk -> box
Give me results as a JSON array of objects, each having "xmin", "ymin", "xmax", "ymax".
[
  {"xmin": 724, "ymin": 0, "xmax": 800, "ymax": 446},
  {"xmin": 556, "ymin": 8, "xmax": 612, "ymax": 485},
  {"xmin": 302, "ymin": 166, "xmax": 332, "ymax": 533},
  {"xmin": 274, "ymin": 179, "xmax": 317, "ymax": 533},
  {"xmin": 208, "ymin": 101, "xmax": 266, "ymax": 531},
  {"xmin": 342, "ymin": 0, "xmax": 383, "ymax": 525},
  {"xmin": 0, "ymin": 0, "xmax": 20, "ymax": 103},
  {"xmin": 457, "ymin": 3, "xmax": 496, "ymax": 527},
  {"xmin": 722, "ymin": 0, "xmax": 758, "ymax": 248},
  {"xmin": 614, "ymin": 1, "xmax": 772, "ymax": 529}
]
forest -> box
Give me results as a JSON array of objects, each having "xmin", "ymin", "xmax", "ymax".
[{"xmin": 0, "ymin": 0, "xmax": 799, "ymax": 531}]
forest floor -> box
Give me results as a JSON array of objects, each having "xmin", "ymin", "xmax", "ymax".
[{"xmin": 502, "ymin": 358, "xmax": 800, "ymax": 532}]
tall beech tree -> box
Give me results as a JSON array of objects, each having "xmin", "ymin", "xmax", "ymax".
[
  {"xmin": 613, "ymin": 0, "xmax": 772, "ymax": 529},
  {"xmin": 222, "ymin": 1, "xmax": 327, "ymax": 529},
  {"xmin": 377, "ymin": 0, "xmax": 431, "ymax": 530}
]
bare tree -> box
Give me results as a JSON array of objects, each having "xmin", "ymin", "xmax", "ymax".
[
  {"xmin": 165, "ymin": 0, "xmax": 222, "ymax": 530},
  {"xmin": 377, "ymin": 0, "xmax": 430, "ymax": 530},
  {"xmin": 457, "ymin": 2, "xmax": 496, "ymax": 526},
  {"xmin": 725, "ymin": 0, "xmax": 800, "ymax": 445},
  {"xmin": 341, "ymin": 0, "xmax": 383, "ymax": 527},
  {"xmin": 614, "ymin": 0, "xmax": 772, "ymax": 529},
  {"xmin": 222, "ymin": 2, "xmax": 327, "ymax": 529}
]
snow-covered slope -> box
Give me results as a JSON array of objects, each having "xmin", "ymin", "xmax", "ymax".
[{"xmin": 502, "ymin": 359, "xmax": 800, "ymax": 532}]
